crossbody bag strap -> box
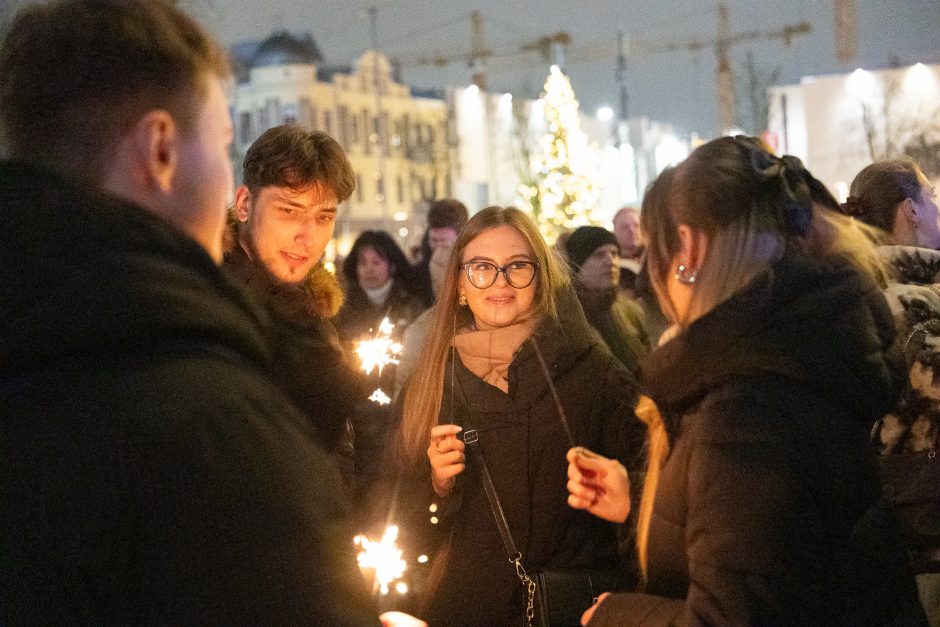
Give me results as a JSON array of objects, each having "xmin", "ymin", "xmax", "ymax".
[{"xmin": 455, "ymin": 380, "xmax": 537, "ymax": 626}]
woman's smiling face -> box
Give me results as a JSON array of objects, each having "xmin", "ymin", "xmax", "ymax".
[{"xmin": 459, "ymin": 225, "xmax": 538, "ymax": 330}]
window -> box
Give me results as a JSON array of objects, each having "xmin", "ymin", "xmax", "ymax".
[
  {"xmin": 299, "ymin": 98, "xmax": 314, "ymax": 129},
  {"xmin": 282, "ymin": 101, "xmax": 298, "ymax": 126},
  {"xmin": 337, "ymin": 107, "xmax": 348, "ymax": 147}
]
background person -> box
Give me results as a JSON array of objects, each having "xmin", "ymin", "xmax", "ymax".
[
  {"xmin": 567, "ymin": 137, "xmax": 922, "ymax": 625},
  {"xmin": 411, "ymin": 198, "xmax": 470, "ymax": 309},
  {"xmin": 845, "ymin": 158, "xmax": 940, "ymax": 250},
  {"xmin": 334, "ymin": 229, "xmax": 424, "ymax": 345},
  {"xmin": 844, "ymin": 158, "xmax": 940, "ymax": 621},
  {"xmin": 395, "ymin": 206, "xmax": 647, "ymax": 627},
  {"xmin": 612, "ymin": 206, "xmax": 643, "ymax": 296},
  {"xmin": 564, "ymin": 225, "xmax": 651, "ymax": 381},
  {"xmin": 0, "ymin": 1, "xmax": 380, "ymax": 623}
]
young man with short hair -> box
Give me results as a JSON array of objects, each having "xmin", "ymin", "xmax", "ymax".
[
  {"xmin": 0, "ymin": 2, "xmax": 378, "ymax": 623},
  {"xmin": 225, "ymin": 125, "xmax": 366, "ymax": 466}
]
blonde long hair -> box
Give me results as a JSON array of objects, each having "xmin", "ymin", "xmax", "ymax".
[
  {"xmin": 395, "ymin": 206, "xmax": 571, "ymax": 467},
  {"xmin": 634, "ymin": 136, "xmax": 885, "ymax": 578}
]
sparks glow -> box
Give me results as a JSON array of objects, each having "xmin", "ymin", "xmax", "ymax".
[
  {"xmin": 369, "ymin": 388, "xmax": 392, "ymax": 405},
  {"xmin": 354, "ymin": 525, "xmax": 407, "ymax": 595},
  {"xmin": 354, "ymin": 318, "xmax": 402, "ymax": 376}
]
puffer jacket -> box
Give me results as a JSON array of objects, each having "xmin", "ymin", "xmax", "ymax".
[{"xmin": 590, "ymin": 251, "xmax": 923, "ymax": 626}]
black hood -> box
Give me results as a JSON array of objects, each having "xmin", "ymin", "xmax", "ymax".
[
  {"xmin": 640, "ymin": 252, "xmax": 903, "ymax": 427},
  {"xmin": 0, "ymin": 161, "xmax": 274, "ymax": 377}
]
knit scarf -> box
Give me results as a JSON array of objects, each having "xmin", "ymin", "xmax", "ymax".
[{"xmin": 452, "ymin": 319, "xmax": 535, "ymax": 393}]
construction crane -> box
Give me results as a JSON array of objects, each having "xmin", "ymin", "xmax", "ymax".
[
  {"xmin": 565, "ymin": 3, "xmax": 810, "ymax": 133},
  {"xmin": 390, "ymin": 5, "xmax": 809, "ymax": 133}
]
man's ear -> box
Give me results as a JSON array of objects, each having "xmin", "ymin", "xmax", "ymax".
[
  {"xmin": 677, "ymin": 224, "xmax": 708, "ymax": 271},
  {"xmin": 130, "ymin": 109, "xmax": 178, "ymax": 195},
  {"xmin": 233, "ymin": 185, "xmax": 252, "ymax": 222}
]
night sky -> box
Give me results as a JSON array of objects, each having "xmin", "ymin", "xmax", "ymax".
[{"xmin": 3, "ymin": 0, "xmax": 939, "ymax": 137}]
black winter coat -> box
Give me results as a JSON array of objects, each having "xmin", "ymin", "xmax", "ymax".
[
  {"xmin": 0, "ymin": 162, "xmax": 379, "ymax": 625},
  {"xmin": 413, "ymin": 296, "xmax": 646, "ymax": 627},
  {"xmin": 590, "ymin": 252, "xmax": 923, "ymax": 626},
  {"xmin": 223, "ymin": 241, "xmax": 368, "ymax": 460}
]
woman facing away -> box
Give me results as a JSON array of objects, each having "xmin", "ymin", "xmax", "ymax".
[
  {"xmin": 394, "ymin": 206, "xmax": 647, "ymax": 627},
  {"xmin": 845, "ymin": 158, "xmax": 940, "ymax": 619},
  {"xmin": 565, "ymin": 137, "xmax": 924, "ymax": 625}
]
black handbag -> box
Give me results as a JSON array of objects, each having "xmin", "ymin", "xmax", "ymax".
[{"xmin": 462, "ymin": 427, "xmax": 629, "ymax": 627}]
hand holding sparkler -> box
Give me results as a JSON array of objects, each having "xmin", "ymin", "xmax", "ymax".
[
  {"xmin": 379, "ymin": 611, "xmax": 428, "ymax": 627},
  {"xmin": 428, "ymin": 424, "xmax": 465, "ymax": 497}
]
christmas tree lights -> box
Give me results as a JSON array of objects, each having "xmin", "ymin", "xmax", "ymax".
[{"xmin": 519, "ymin": 65, "xmax": 602, "ymax": 243}]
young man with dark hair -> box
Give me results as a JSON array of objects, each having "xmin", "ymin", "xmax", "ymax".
[
  {"xmin": 225, "ymin": 125, "xmax": 365, "ymax": 466},
  {"xmin": 0, "ymin": 2, "xmax": 380, "ymax": 624}
]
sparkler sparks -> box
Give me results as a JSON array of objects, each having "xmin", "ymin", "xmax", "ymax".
[
  {"xmin": 369, "ymin": 389, "xmax": 392, "ymax": 405},
  {"xmin": 354, "ymin": 525, "xmax": 407, "ymax": 595},
  {"xmin": 354, "ymin": 317, "xmax": 402, "ymax": 376}
]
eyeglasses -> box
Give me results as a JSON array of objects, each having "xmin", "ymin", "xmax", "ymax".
[{"xmin": 462, "ymin": 260, "xmax": 539, "ymax": 289}]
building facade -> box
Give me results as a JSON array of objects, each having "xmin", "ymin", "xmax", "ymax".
[
  {"xmin": 231, "ymin": 32, "xmax": 451, "ymax": 253},
  {"xmin": 767, "ymin": 62, "xmax": 940, "ymax": 199}
]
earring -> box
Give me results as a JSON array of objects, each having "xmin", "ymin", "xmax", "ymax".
[
  {"xmin": 458, "ymin": 292, "xmax": 468, "ymax": 306},
  {"xmin": 675, "ymin": 263, "xmax": 697, "ymax": 285}
]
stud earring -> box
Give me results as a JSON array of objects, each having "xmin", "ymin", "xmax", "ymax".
[
  {"xmin": 675, "ymin": 263, "xmax": 698, "ymax": 285},
  {"xmin": 458, "ymin": 292, "xmax": 468, "ymax": 306}
]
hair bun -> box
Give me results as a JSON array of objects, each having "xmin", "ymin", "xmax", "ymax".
[{"xmin": 841, "ymin": 196, "xmax": 864, "ymax": 218}]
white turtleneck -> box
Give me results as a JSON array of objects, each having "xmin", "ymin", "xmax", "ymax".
[{"xmin": 363, "ymin": 279, "xmax": 394, "ymax": 306}]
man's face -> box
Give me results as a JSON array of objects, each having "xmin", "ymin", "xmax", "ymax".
[
  {"xmin": 234, "ymin": 184, "xmax": 338, "ymax": 284},
  {"xmin": 172, "ymin": 77, "xmax": 234, "ymax": 263},
  {"xmin": 577, "ymin": 244, "xmax": 620, "ymax": 290},
  {"xmin": 613, "ymin": 210, "xmax": 640, "ymax": 257},
  {"xmin": 428, "ymin": 226, "xmax": 458, "ymax": 251}
]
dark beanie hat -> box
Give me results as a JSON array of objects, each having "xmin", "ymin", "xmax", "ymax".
[{"xmin": 565, "ymin": 226, "xmax": 619, "ymax": 271}]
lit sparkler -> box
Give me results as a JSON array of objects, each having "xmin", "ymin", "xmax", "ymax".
[
  {"xmin": 354, "ymin": 525, "xmax": 407, "ymax": 595},
  {"xmin": 369, "ymin": 389, "xmax": 392, "ymax": 405},
  {"xmin": 354, "ymin": 317, "xmax": 402, "ymax": 376}
]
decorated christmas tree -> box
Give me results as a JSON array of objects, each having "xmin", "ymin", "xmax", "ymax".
[{"xmin": 518, "ymin": 65, "xmax": 601, "ymax": 243}]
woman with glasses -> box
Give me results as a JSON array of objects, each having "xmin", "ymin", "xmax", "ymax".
[{"xmin": 393, "ymin": 206, "xmax": 646, "ymax": 627}]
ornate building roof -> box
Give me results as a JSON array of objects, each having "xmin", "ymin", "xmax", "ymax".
[{"xmin": 249, "ymin": 31, "xmax": 323, "ymax": 69}]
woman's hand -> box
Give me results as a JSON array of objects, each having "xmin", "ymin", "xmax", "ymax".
[
  {"xmin": 428, "ymin": 424, "xmax": 465, "ymax": 497},
  {"xmin": 566, "ymin": 446, "xmax": 631, "ymax": 523},
  {"xmin": 581, "ymin": 592, "xmax": 610, "ymax": 625}
]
